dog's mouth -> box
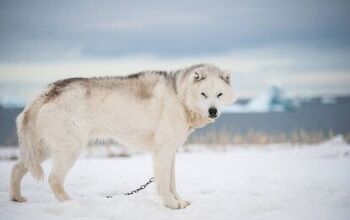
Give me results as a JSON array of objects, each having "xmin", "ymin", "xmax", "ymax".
[
  {"xmin": 209, "ymin": 114, "xmax": 218, "ymax": 119},
  {"xmin": 207, "ymin": 115, "xmax": 217, "ymax": 123}
]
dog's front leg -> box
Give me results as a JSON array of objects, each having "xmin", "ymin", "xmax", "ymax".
[
  {"xmin": 170, "ymin": 154, "xmax": 190, "ymax": 207},
  {"xmin": 153, "ymin": 147, "xmax": 188, "ymax": 209}
]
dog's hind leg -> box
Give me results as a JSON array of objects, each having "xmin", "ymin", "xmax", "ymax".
[
  {"xmin": 10, "ymin": 160, "xmax": 28, "ymax": 202},
  {"xmin": 48, "ymin": 142, "xmax": 82, "ymax": 202}
]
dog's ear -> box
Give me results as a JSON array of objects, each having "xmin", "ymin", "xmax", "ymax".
[
  {"xmin": 193, "ymin": 71, "xmax": 206, "ymax": 82},
  {"xmin": 220, "ymin": 70, "xmax": 231, "ymax": 85}
]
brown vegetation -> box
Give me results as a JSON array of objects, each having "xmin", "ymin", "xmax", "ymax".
[{"xmin": 187, "ymin": 130, "xmax": 350, "ymax": 146}]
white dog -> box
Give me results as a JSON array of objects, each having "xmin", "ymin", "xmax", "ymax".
[{"xmin": 10, "ymin": 64, "xmax": 235, "ymax": 209}]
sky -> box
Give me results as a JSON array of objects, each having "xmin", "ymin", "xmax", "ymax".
[{"xmin": 0, "ymin": 0, "xmax": 350, "ymax": 105}]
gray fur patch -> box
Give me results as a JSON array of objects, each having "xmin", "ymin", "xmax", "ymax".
[
  {"xmin": 45, "ymin": 77, "xmax": 87, "ymax": 101},
  {"xmin": 44, "ymin": 71, "xmax": 172, "ymax": 102},
  {"xmin": 125, "ymin": 73, "xmax": 144, "ymax": 79}
]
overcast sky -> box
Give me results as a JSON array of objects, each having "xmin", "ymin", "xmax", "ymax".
[{"xmin": 0, "ymin": 0, "xmax": 350, "ymax": 103}]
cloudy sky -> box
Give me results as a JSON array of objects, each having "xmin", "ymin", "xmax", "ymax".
[{"xmin": 0, "ymin": 0, "xmax": 350, "ymax": 104}]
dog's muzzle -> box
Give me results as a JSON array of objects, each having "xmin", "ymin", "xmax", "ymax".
[{"xmin": 208, "ymin": 107, "xmax": 218, "ymax": 118}]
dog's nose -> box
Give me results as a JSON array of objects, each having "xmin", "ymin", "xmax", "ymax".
[{"xmin": 208, "ymin": 107, "xmax": 218, "ymax": 118}]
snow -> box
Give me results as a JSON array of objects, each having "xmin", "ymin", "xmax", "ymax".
[{"xmin": 1, "ymin": 141, "xmax": 350, "ymax": 220}]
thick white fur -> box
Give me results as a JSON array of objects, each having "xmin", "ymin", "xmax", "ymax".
[{"xmin": 10, "ymin": 64, "xmax": 235, "ymax": 209}]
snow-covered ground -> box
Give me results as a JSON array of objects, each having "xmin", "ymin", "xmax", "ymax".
[{"xmin": 1, "ymin": 139, "xmax": 350, "ymax": 220}]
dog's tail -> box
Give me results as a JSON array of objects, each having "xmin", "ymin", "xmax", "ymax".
[{"xmin": 16, "ymin": 94, "xmax": 47, "ymax": 181}]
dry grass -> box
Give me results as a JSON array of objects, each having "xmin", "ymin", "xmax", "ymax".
[{"xmin": 187, "ymin": 130, "xmax": 350, "ymax": 146}]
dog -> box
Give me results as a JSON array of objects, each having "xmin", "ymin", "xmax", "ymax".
[{"xmin": 10, "ymin": 64, "xmax": 235, "ymax": 209}]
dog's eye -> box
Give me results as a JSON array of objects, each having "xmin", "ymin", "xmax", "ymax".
[
  {"xmin": 217, "ymin": 93, "xmax": 223, "ymax": 98},
  {"xmin": 201, "ymin": 92, "xmax": 208, "ymax": 98}
]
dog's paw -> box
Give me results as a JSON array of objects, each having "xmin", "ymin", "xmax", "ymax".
[
  {"xmin": 163, "ymin": 196, "xmax": 189, "ymax": 209},
  {"xmin": 177, "ymin": 199, "xmax": 191, "ymax": 208},
  {"xmin": 11, "ymin": 195, "xmax": 27, "ymax": 203},
  {"xmin": 164, "ymin": 199, "xmax": 191, "ymax": 209},
  {"xmin": 172, "ymin": 192, "xmax": 190, "ymax": 208}
]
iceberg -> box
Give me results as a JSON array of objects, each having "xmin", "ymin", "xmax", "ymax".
[{"xmin": 223, "ymin": 85, "xmax": 296, "ymax": 113}]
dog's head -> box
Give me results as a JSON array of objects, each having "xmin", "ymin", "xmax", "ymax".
[{"xmin": 177, "ymin": 64, "xmax": 236, "ymax": 120}]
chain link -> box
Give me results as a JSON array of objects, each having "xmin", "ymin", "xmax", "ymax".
[{"xmin": 106, "ymin": 177, "xmax": 154, "ymax": 198}]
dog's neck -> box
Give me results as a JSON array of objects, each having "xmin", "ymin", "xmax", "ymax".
[{"xmin": 184, "ymin": 107, "xmax": 214, "ymax": 130}]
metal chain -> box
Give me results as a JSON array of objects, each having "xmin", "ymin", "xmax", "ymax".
[
  {"xmin": 124, "ymin": 177, "xmax": 154, "ymax": 196},
  {"xmin": 106, "ymin": 177, "xmax": 154, "ymax": 198}
]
